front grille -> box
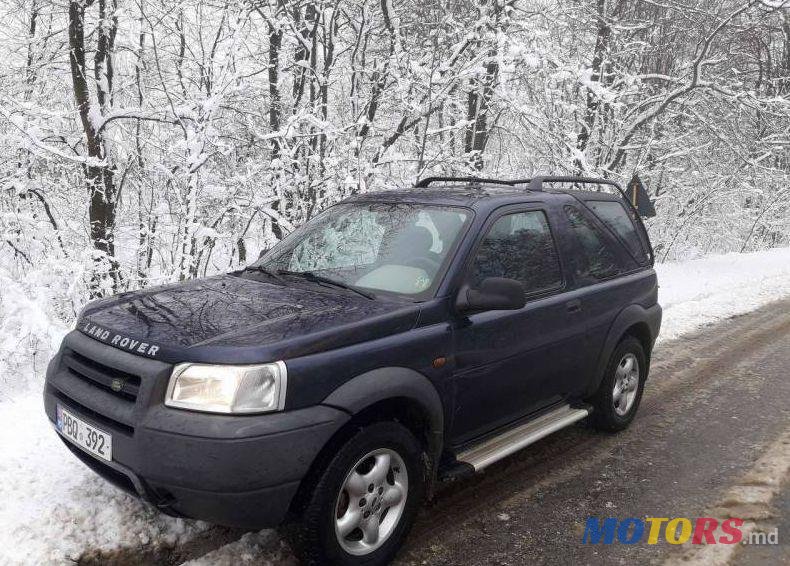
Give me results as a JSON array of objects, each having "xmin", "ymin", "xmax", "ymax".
[
  {"xmin": 62, "ymin": 348, "xmax": 141, "ymax": 402},
  {"xmin": 49, "ymin": 332, "xmax": 172, "ymax": 443}
]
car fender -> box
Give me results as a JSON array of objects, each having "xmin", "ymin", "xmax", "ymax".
[
  {"xmin": 587, "ymin": 303, "xmax": 661, "ymax": 397},
  {"xmin": 322, "ymin": 367, "xmax": 445, "ymax": 470}
]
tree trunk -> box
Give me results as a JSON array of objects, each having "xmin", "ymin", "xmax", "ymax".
[
  {"xmin": 576, "ymin": 0, "xmax": 611, "ymax": 170},
  {"xmin": 68, "ymin": 0, "xmax": 119, "ymax": 295},
  {"xmin": 464, "ymin": 2, "xmax": 500, "ymax": 172},
  {"xmin": 266, "ymin": 13, "xmax": 286, "ymax": 240}
]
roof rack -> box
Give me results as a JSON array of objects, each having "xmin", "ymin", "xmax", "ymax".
[
  {"xmin": 414, "ymin": 176, "xmax": 518, "ymax": 188},
  {"xmin": 511, "ymin": 175, "xmax": 626, "ymax": 197},
  {"xmin": 416, "ymin": 175, "xmax": 629, "ymax": 199}
]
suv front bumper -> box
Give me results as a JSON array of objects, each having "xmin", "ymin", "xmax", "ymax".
[{"xmin": 44, "ymin": 331, "xmax": 350, "ymax": 529}]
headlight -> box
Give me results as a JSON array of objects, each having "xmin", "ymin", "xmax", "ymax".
[{"xmin": 165, "ymin": 361, "xmax": 287, "ymax": 414}]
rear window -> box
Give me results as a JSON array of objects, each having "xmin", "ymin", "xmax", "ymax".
[
  {"xmin": 563, "ymin": 206, "xmax": 630, "ymax": 282},
  {"xmin": 587, "ymin": 200, "xmax": 649, "ymax": 264}
]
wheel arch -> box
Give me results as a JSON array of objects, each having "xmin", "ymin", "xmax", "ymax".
[
  {"xmin": 623, "ymin": 321, "xmax": 653, "ymax": 363},
  {"xmin": 287, "ymin": 367, "xmax": 445, "ymax": 518},
  {"xmin": 587, "ymin": 304, "xmax": 660, "ymax": 397},
  {"xmin": 321, "ymin": 366, "xmax": 443, "ymax": 447}
]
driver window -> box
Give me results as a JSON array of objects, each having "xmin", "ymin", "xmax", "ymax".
[{"xmin": 470, "ymin": 210, "xmax": 563, "ymax": 295}]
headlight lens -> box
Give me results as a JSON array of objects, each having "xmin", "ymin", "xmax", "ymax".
[{"xmin": 165, "ymin": 361, "xmax": 287, "ymax": 414}]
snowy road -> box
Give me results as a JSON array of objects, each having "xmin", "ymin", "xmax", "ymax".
[{"xmin": 1, "ymin": 248, "xmax": 790, "ymax": 565}]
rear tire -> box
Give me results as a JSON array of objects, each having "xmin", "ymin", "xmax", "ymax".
[
  {"xmin": 590, "ymin": 336, "xmax": 647, "ymax": 432},
  {"xmin": 285, "ymin": 421, "xmax": 424, "ymax": 566}
]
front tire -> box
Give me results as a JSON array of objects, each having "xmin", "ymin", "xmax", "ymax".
[
  {"xmin": 590, "ymin": 336, "xmax": 647, "ymax": 432},
  {"xmin": 287, "ymin": 421, "xmax": 424, "ymax": 566}
]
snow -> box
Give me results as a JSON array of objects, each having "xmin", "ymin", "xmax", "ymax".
[
  {"xmin": 1, "ymin": 247, "xmax": 789, "ymax": 564},
  {"xmin": 0, "ymin": 395, "xmax": 206, "ymax": 566},
  {"xmin": 182, "ymin": 531, "xmax": 295, "ymax": 566},
  {"xmin": 655, "ymin": 247, "xmax": 790, "ymax": 342}
]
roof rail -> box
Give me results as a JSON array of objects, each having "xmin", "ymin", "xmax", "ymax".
[
  {"xmin": 415, "ymin": 176, "xmax": 517, "ymax": 188},
  {"xmin": 418, "ymin": 175, "xmax": 629, "ymax": 202},
  {"xmin": 505, "ymin": 175, "xmax": 623, "ymax": 195}
]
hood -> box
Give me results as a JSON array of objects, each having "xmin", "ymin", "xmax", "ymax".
[{"xmin": 77, "ymin": 274, "xmax": 420, "ymax": 363}]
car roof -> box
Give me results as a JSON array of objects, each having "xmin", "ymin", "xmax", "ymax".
[{"xmin": 345, "ymin": 183, "xmax": 624, "ymax": 211}]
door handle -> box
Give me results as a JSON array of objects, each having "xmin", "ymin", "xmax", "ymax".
[{"xmin": 566, "ymin": 299, "xmax": 582, "ymax": 314}]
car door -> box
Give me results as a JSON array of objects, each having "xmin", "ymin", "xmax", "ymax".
[
  {"xmin": 554, "ymin": 203, "xmax": 643, "ymax": 392},
  {"xmin": 449, "ymin": 206, "xmax": 588, "ymax": 445}
]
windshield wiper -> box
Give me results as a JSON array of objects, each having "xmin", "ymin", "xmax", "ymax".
[
  {"xmin": 242, "ymin": 265, "xmax": 284, "ymax": 282},
  {"xmin": 277, "ymin": 270, "xmax": 376, "ymax": 300}
]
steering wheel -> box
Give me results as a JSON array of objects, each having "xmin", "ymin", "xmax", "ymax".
[{"xmin": 404, "ymin": 256, "xmax": 440, "ymax": 275}]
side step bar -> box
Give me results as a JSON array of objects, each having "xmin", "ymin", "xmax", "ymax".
[{"xmin": 457, "ymin": 404, "xmax": 590, "ymax": 471}]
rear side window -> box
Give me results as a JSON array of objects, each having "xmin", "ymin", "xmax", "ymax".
[
  {"xmin": 563, "ymin": 206, "xmax": 631, "ymax": 282},
  {"xmin": 470, "ymin": 211, "xmax": 562, "ymax": 295},
  {"xmin": 587, "ymin": 200, "xmax": 649, "ymax": 264}
]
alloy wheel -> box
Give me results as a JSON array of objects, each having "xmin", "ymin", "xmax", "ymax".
[
  {"xmin": 334, "ymin": 448, "xmax": 409, "ymax": 556},
  {"xmin": 613, "ymin": 353, "xmax": 639, "ymax": 416}
]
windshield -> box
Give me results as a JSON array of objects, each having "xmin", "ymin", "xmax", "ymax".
[{"xmin": 257, "ymin": 202, "xmax": 471, "ymax": 299}]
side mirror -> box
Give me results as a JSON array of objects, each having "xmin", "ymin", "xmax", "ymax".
[
  {"xmin": 456, "ymin": 277, "xmax": 526, "ymax": 313},
  {"xmin": 258, "ymin": 248, "xmax": 269, "ymax": 260}
]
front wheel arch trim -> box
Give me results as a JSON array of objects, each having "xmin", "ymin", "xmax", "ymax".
[
  {"xmin": 287, "ymin": 367, "xmax": 445, "ymax": 519},
  {"xmin": 320, "ymin": 367, "xmax": 444, "ymax": 486}
]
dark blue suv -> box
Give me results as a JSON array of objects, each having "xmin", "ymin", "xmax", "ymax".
[{"xmin": 45, "ymin": 176, "xmax": 661, "ymax": 565}]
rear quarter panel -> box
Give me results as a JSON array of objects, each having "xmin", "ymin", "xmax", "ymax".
[{"xmin": 580, "ymin": 268, "xmax": 660, "ymax": 395}]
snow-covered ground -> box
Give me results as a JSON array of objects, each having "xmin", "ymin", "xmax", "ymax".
[
  {"xmin": 654, "ymin": 247, "xmax": 790, "ymax": 342},
  {"xmin": 1, "ymin": 247, "xmax": 789, "ymax": 565},
  {"xmin": 0, "ymin": 394, "xmax": 207, "ymax": 564}
]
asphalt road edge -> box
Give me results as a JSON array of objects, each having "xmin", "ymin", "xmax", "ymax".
[{"xmin": 664, "ymin": 426, "xmax": 790, "ymax": 566}]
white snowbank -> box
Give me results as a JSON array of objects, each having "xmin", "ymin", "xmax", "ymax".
[
  {"xmin": 655, "ymin": 247, "xmax": 790, "ymax": 342},
  {"xmin": 0, "ymin": 273, "xmax": 71, "ymax": 400},
  {"xmin": 0, "ymin": 247, "xmax": 789, "ymax": 565},
  {"xmin": 0, "ymin": 394, "xmax": 206, "ymax": 565}
]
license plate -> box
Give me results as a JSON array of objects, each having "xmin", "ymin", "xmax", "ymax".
[{"xmin": 56, "ymin": 405, "xmax": 113, "ymax": 462}]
